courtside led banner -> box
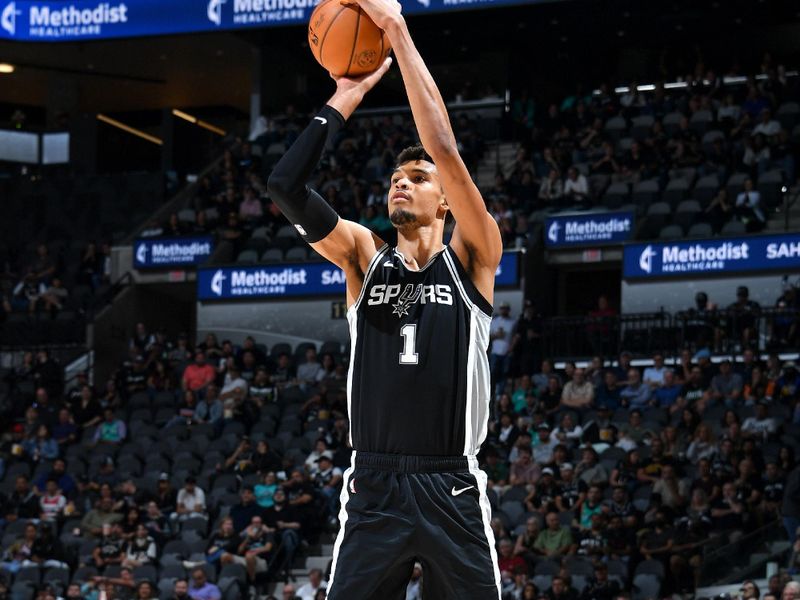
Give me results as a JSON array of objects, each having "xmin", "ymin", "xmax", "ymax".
[
  {"xmin": 545, "ymin": 211, "xmax": 634, "ymax": 248},
  {"xmin": 134, "ymin": 236, "xmax": 214, "ymax": 269},
  {"xmin": 198, "ymin": 251, "xmax": 520, "ymax": 300},
  {"xmin": 623, "ymin": 234, "xmax": 800, "ymax": 279},
  {"xmin": 0, "ymin": 0, "xmax": 560, "ymax": 41}
]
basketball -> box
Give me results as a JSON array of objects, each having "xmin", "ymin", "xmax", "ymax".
[{"xmin": 308, "ymin": 0, "xmax": 392, "ymax": 77}]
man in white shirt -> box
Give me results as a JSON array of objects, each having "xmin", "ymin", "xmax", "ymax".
[
  {"xmin": 296, "ymin": 347, "xmax": 324, "ymax": 387},
  {"xmin": 742, "ymin": 400, "xmax": 777, "ymax": 441},
  {"xmin": 406, "ymin": 563, "xmax": 423, "ymax": 600},
  {"xmin": 561, "ymin": 368, "xmax": 595, "ymax": 409},
  {"xmin": 563, "ymin": 166, "xmax": 589, "ymax": 205},
  {"xmin": 490, "ymin": 302, "xmax": 516, "ymax": 393},
  {"xmin": 174, "ymin": 477, "xmax": 207, "ymax": 522},
  {"xmin": 736, "ymin": 178, "xmax": 766, "ymax": 228},
  {"xmin": 296, "ymin": 568, "xmax": 327, "ymax": 600},
  {"xmin": 752, "ymin": 108, "xmax": 782, "ymax": 138},
  {"xmin": 643, "ymin": 354, "xmax": 667, "ymax": 387}
]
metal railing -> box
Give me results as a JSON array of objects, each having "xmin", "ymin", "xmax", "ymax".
[
  {"xmin": 698, "ymin": 519, "xmax": 786, "ymax": 586},
  {"xmin": 540, "ymin": 307, "xmax": 799, "ymax": 360}
]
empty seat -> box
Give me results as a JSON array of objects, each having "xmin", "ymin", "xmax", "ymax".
[
  {"xmin": 663, "ymin": 177, "xmax": 691, "ymax": 208},
  {"xmin": 633, "ymin": 574, "xmax": 661, "ymax": 600},
  {"xmin": 686, "ymin": 222, "xmax": 713, "ymax": 238},
  {"xmin": 662, "ymin": 111, "xmax": 685, "ymax": 134},
  {"xmin": 694, "ymin": 174, "xmax": 721, "ymax": 205},
  {"xmin": 689, "ymin": 109, "xmax": 713, "ymax": 133},
  {"xmin": 776, "ymin": 101, "xmax": 800, "ymax": 130},
  {"xmin": 604, "ymin": 116, "xmax": 627, "ymax": 141},
  {"xmin": 658, "ymin": 224, "xmax": 683, "ymax": 239},
  {"xmin": 261, "ymin": 248, "xmax": 284, "ymax": 263},
  {"xmin": 726, "ymin": 172, "xmax": 750, "ymax": 198},
  {"xmin": 603, "ymin": 182, "xmax": 630, "ymax": 209},
  {"xmin": 177, "ymin": 208, "xmax": 196, "ymax": 223},
  {"xmin": 285, "ymin": 247, "xmax": 307, "ymax": 262},
  {"xmin": 630, "ymin": 115, "xmax": 654, "ymax": 140},
  {"xmin": 632, "ymin": 179, "xmax": 660, "ymax": 206},
  {"xmin": 758, "ymin": 169, "xmax": 785, "ymax": 209},
  {"xmin": 721, "ymin": 220, "xmax": 746, "ymax": 235},
  {"xmin": 236, "ymin": 250, "xmax": 259, "ymax": 264},
  {"xmin": 674, "ymin": 200, "xmax": 702, "ymax": 231}
]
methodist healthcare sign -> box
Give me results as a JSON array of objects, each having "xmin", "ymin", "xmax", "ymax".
[
  {"xmin": 134, "ymin": 236, "xmax": 214, "ymax": 269},
  {"xmin": 623, "ymin": 234, "xmax": 800, "ymax": 279},
  {"xmin": 0, "ymin": 0, "xmax": 559, "ymax": 41},
  {"xmin": 545, "ymin": 211, "xmax": 634, "ymax": 248},
  {"xmin": 198, "ymin": 251, "xmax": 520, "ymax": 300}
]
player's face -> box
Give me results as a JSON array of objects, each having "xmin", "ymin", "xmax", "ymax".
[{"xmin": 388, "ymin": 161, "xmax": 446, "ymax": 230}]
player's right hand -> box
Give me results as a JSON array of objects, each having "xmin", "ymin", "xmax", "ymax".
[{"xmin": 331, "ymin": 56, "xmax": 393, "ymax": 98}]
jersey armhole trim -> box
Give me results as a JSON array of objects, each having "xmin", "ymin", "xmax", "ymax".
[
  {"xmin": 350, "ymin": 243, "xmax": 390, "ymax": 312},
  {"xmin": 443, "ymin": 247, "xmax": 494, "ymax": 317}
]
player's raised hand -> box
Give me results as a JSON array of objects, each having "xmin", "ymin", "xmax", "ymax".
[
  {"xmin": 331, "ymin": 56, "xmax": 393, "ymax": 97},
  {"xmin": 341, "ymin": 0, "xmax": 403, "ymax": 31}
]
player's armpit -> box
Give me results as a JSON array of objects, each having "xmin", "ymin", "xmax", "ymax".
[{"xmin": 311, "ymin": 219, "xmax": 385, "ymax": 304}]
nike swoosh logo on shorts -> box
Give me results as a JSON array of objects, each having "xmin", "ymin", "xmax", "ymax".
[
  {"xmin": 315, "ymin": 116, "xmax": 327, "ymax": 125},
  {"xmin": 451, "ymin": 485, "xmax": 474, "ymax": 496}
]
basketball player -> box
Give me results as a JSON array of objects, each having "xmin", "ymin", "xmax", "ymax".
[{"xmin": 267, "ymin": 0, "xmax": 503, "ymax": 596}]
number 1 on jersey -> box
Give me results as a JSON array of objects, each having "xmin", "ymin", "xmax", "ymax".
[{"xmin": 399, "ymin": 323, "xmax": 419, "ymax": 365}]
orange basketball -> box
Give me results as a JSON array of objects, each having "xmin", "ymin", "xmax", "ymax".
[{"xmin": 308, "ymin": 0, "xmax": 392, "ymax": 77}]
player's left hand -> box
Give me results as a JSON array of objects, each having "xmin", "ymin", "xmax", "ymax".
[{"xmin": 341, "ymin": 0, "xmax": 403, "ymax": 31}]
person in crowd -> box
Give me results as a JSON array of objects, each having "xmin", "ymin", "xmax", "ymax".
[
  {"xmin": 122, "ymin": 524, "xmax": 156, "ymax": 568},
  {"xmin": 91, "ymin": 408, "xmax": 127, "ymax": 446},
  {"xmin": 188, "ymin": 567, "xmax": 221, "ymax": 600},
  {"xmin": 172, "ymin": 477, "xmax": 207, "ymax": 523},
  {"xmin": 561, "ymin": 368, "xmax": 594, "ymax": 409},
  {"xmin": 220, "ymin": 515, "xmax": 274, "ymax": 582}
]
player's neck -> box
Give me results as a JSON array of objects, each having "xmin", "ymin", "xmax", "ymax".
[{"xmin": 396, "ymin": 227, "xmax": 445, "ymax": 271}]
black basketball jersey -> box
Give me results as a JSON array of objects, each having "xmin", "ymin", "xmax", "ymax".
[{"xmin": 346, "ymin": 244, "xmax": 493, "ymax": 456}]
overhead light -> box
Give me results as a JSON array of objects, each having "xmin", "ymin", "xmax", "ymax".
[
  {"xmin": 172, "ymin": 109, "xmax": 226, "ymax": 136},
  {"xmin": 0, "ymin": 63, "xmax": 15, "ymax": 74},
  {"xmin": 97, "ymin": 114, "xmax": 163, "ymax": 146}
]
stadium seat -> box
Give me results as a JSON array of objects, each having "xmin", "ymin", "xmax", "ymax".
[
  {"xmin": 662, "ymin": 111, "xmax": 685, "ymax": 135},
  {"xmin": 721, "ymin": 220, "xmax": 746, "ymax": 235},
  {"xmin": 658, "ymin": 224, "xmax": 683, "ymax": 239},
  {"xmin": 178, "ymin": 208, "xmax": 196, "ymax": 224},
  {"xmin": 758, "ymin": 169, "xmax": 785, "ymax": 209},
  {"xmin": 634, "ymin": 559, "xmax": 665, "ymax": 579},
  {"xmin": 686, "ymin": 222, "xmax": 713, "ymax": 238},
  {"xmin": 630, "ymin": 115, "xmax": 654, "ymax": 140},
  {"xmin": 632, "ymin": 179, "xmax": 660, "ymax": 207},
  {"xmin": 641, "ymin": 202, "xmax": 671, "ymax": 239},
  {"xmin": 236, "ymin": 250, "xmax": 259, "ymax": 264},
  {"xmin": 633, "ymin": 574, "xmax": 661, "ymax": 600},
  {"xmin": 604, "ymin": 116, "xmax": 627, "ymax": 141},
  {"xmin": 689, "ymin": 109, "xmax": 713, "ymax": 134},
  {"xmin": 776, "ymin": 101, "xmax": 800, "ymax": 130},
  {"xmin": 726, "ymin": 172, "xmax": 749, "ymax": 198},
  {"xmin": 261, "ymin": 248, "xmax": 284, "ymax": 263},
  {"xmin": 285, "ymin": 247, "xmax": 308, "ymax": 262},
  {"xmin": 534, "ymin": 560, "xmax": 561, "ymax": 576},
  {"xmin": 662, "ymin": 178, "xmax": 691, "ymax": 208},
  {"xmin": 674, "ymin": 199, "xmax": 702, "ymax": 231},
  {"xmin": 603, "ymin": 182, "xmax": 630, "ymax": 209}
]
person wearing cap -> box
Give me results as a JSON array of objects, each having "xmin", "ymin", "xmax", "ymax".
[
  {"xmin": 555, "ymin": 463, "xmax": 586, "ymax": 513},
  {"xmin": 525, "ymin": 468, "xmax": 558, "ymax": 515},
  {"xmin": 710, "ymin": 359, "xmax": 743, "ymax": 407},
  {"xmin": 489, "ymin": 301, "xmax": 516, "ymax": 393},
  {"xmin": 313, "ymin": 452, "xmax": 343, "ymax": 524},
  {"xmin": 532, "ymin": 423, "xmax": 558, "ymax": 465},
  {"xmin": 742, "ymin": 400, "xmax": 777, "ymax": 440},
  {"xmin": 727, "ymin": 285, "xmax": 761, "ymax": 349},
  {"xmin": 406, "ymin": 562, "xmax": 423, "ymax": 600},
  {"xmin": 173, "ymin": 476, "xmax": 207, "ymax": 524}
]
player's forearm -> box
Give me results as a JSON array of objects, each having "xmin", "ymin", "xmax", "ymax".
[{"xmin": 385, "ymin": 19, "xmax": 457, "ymax": 159}]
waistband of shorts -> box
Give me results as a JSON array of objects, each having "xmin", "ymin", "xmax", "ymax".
[{"xmin": 354, "ymin": 452, "xmax": 472, "ymax": 473}]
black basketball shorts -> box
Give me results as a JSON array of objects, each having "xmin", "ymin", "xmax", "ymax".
[{"xmin": 325, "ymin": 452, "xmax": 501, "ymax": 600}]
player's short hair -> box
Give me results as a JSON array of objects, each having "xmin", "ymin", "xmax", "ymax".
[{"xmin": 396, "ymin": 144, "xmax": 434, "ymax": 167}]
